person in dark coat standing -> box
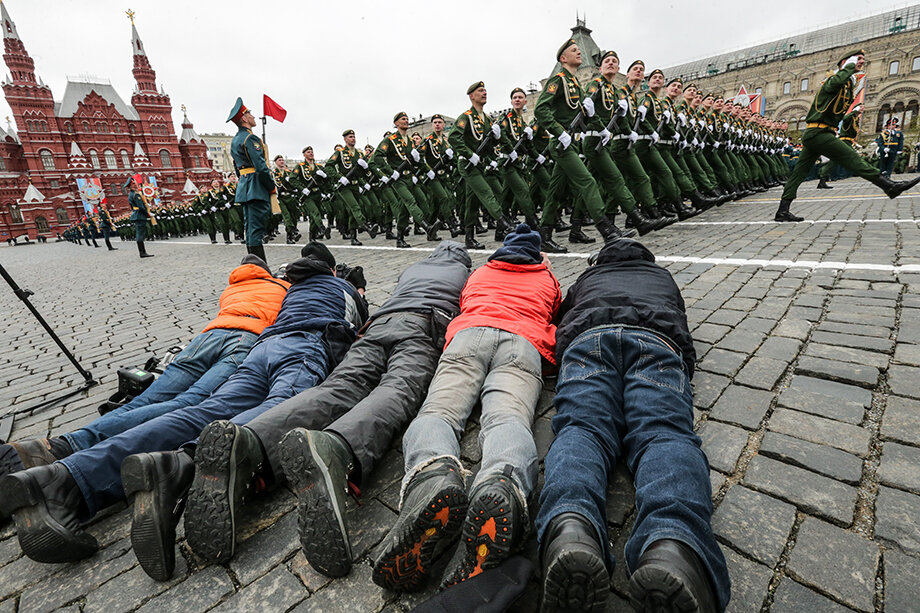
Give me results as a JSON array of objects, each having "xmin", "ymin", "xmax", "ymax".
[
  {"xmin": 127, "ymin": 177, "xmax": 154, "ymax": 258},
  {"xmin": 227, "ymin": 97, "xmax": 273, "ymax": 262}
]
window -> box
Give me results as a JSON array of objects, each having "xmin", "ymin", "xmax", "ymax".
[
  {"xmin": 35, "ymin": 216, "xmax": 49, "ymax": 233},
  {"xmin": 783, "ymin": 82, "xmax": 791, "ymax": 95},
  {"xmin": 890, "ymin": 61, "xmax": 900, "ymax": 76},
  {"xmin": 112, "ymin": 123, "xmax": 121, "ymax": 134},
  {"xmin": 121, "ymin": 149, "xmax": 131, "ymax": 168},
  {"xmin": 81, "ymin": 121, "xmax": 90, "ymax": 133},
  {"xmin": 64, "ymin": 121, "xmax": 73, "ymax": 134},
  {"xmin": 0, "ymin": 158, "xmax": 6, "ymax": 170},
  {"xmin": 49, "ymin": 179, "xmax": 58, "ymax": 188},
  {"xmin": 159, "ymin": 150, "xmax": 172, "ymax": 167},
  {"xmin": 39, "ymin": 121, "xmax": 47, "ymax": 132},
  {"xmin": 913, "ymin": 57, "xmax": 920, "ymax": 72},
  {"xmin": 39, "ymin": 149, "xmax": 55, "ymax": 170},
  {"xmin": 193, "ymin": 156, "xmax": 200, "ymax": 168},
  {"xmin": 801, "ymin": 79, "xmax": 809, "ymax": 91},
  {"xmin": 9, "ymin": 204, "xmax": 23, "ymax": 223},
  {"xmin": 129, "ymin": 124, "xmax": 136, "ymax": 135},
  {"xmin": 104, "ymin": 149, "xmax": 117, "ymax": 169},
  {"xmin": 55, "ymin": 208, "xmax": 68, "ymax": 224},
  {"xmin": 88, "ymin": 149, "xmax": 100, "ymax": 169}
]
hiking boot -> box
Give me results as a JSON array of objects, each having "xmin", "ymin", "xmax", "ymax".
[
  {"xmin": 628, "ymin": 539, "xmax": 717, "ymax": 613},
  {"xmin": 184, "ymin": 421, "xmax": 264, "ymax": 564},
  {"xmin": 279, "ymin": 429, "xmax": 354, "ymax": 578},
  {"xmin": 540, "ymin": 512, "xmax": 609, "ymax": 613},
  {"xmin": 0, "ymin": 463, "xmax": 99, "ymax": 562},
  {"xmin": 122, "ymin": 450, "xmax": 195, "ymax": 581},
  {"xmin": 373, "ymin": 458, "xmax": 467, "ymax": 592}
]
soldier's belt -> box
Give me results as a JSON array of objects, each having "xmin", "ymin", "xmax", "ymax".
[
  {"xmin": 806, "ymin": 123, "xmax": 837, "ymax": 133},
  {"xmin": 659, "ymin": 139, "xmax": 676, "ymax": 146},
  {"xmin": 636, "ymin": 135, "xmax": 653, "ymax": 140},
  {"xmin": 840, "ymin": 137, "xmax": 856, "ymax": 143},
  {"xmin": 239, "ymin": 168, "xmax": 256, "ymax": 175}
]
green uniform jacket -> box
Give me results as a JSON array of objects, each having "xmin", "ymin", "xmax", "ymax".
[
  {"xmin": 534, "ymin": 67, "xmax": 587, "ymax": 137},
  {"xmin": 839, "ymin": 110, "xmax": 861, "ymax": 141},
  {"xmin": 419, "ymin": 132, "xmax": 453, "ymax": 176},
  {"xmin": 370, "ymin": 132, "xmax": 415, "ymax": 178},
  {"xmin": 231, "ymin": 127, "xmax": 274, "ymax": 202},
  {"xmin": 584, "ymin": 76, "xmax": 620, "ymax": 133},
  {"xmin": 805, "ymin": 63, "xmax": 859, "ymax": 127},
  {"xmin": 447, "ymin": 106, "xmax": 498, "ymax": 164}
]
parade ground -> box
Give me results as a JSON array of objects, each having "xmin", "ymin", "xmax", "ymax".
[{"xmin": 2, "ymin": 178, "xmax": 920, "ymax": 612}]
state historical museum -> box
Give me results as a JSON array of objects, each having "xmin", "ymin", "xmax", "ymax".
[{"xmin": 0, "ymin": 4, "xmax": 216, "ymax": 240}]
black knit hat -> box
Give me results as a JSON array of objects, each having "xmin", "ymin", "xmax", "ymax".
[{"xmin": 300, "ymin": 241, "xmax": 336, "ymax": 269}]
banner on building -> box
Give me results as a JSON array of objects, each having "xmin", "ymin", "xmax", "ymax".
[
  {"xmin": 733, "ymin": 85, "xmax": 765, "ymax": 116},
  {"xmin": 75, "ymin": 177, "xmax": 106, "ymax": 215}
]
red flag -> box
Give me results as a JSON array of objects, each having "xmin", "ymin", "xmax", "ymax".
[{"xmin": 263, "ymin": 94, "xmax": 287, "ymax": 123}]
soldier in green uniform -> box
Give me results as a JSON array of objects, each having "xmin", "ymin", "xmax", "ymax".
[
  {"xmin": 418, "ymin": 114, "xmax": 461, "ymax": 237},
  {"xmin": 534, "ymin": 41, "xmax": 631, "ymax": 243},
  {"xmin": 272, "ymin": 155, "xmax": 304, "ymax": 244},
  {"xmin": 817, "ymin": 105, "xmax": 863, "ymax": 188},
  {"xmin": 778, "ymin": 50, "xmax": 920, "ymax": 221},
  {"xmin": 498, "ymin": 88, "xmax": 543, "ymax": 231},
  {"xmin": 126, "ymin": 177, "xmax": 154, "ymax": 258},
  {"xmin": 325, "ymin": 129, "xmax": 378, "ymax": 245},
  {"xmin": 227, "ymin": 98, "xmax": 271, "ymax": 261},
  {"xmin": 665, "ymin": 79, "xmax": 727, "ymax": 203},
  {"xmin": 286, "ymin": 146, "xmax": 329, "ymax": 240}
]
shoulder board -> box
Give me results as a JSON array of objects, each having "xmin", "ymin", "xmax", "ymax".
[
  {"xmin": 388, "ymin": 133, "xmax": 398, "ymax": 141},
  {"xmin": 464, "ymin": 110, "xmax": 472, "ymax": 116},
  {"xmin": 507, "ymin": 111, "xmax": 513, "ymax": 118},
  {"xmin": 556, "ymin": 72, "xmax": 566, "ymax": 78}
]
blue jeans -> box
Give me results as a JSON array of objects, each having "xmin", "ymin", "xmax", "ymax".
[
  {"xmin": 63, "ymin": 329, "xmax": 258, "ymax": 452},
  {"xmin": 61, "ymin": 330, "xmax": 328, "ymax": 517},
  {"xmin": 536, "ymin": 325, "xmax": 730, "ymax": 612}
]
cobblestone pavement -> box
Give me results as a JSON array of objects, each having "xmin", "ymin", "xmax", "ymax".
[{"xmin": 2, "ymin": 176, "xmax": 920, "ymax": 612}]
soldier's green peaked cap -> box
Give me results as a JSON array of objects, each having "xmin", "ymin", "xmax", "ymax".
[
  {"xmin": 342, "ymin": 129, "xmax": 355, "ymax": 137},
  {"xmin": 393, "ymin": 111, "xmax": 407, "ymax": 123},
  {"xmin": 838, "ymin": 49, "xmax": 866, "ymax": 67},
  {"xmin": 667, "ymin": 76, "xmax": 683, "ymax": 86},
  {"xmin": 226, "ymin": 97, "xmax": 247, "ymax": 123},
  {"xmin": 557, "ymin": 38, "xmax": 577, "ymax": 60},
  {"xmin": 627, "ymin": 59, "xmax": 644, "ymax": 72},
  {"xmin": 597, "ymin": 50, "xmax": 618, "ymax": 66},
  {"xmin": 467, "ymin": 81, "xmax": 484, "ymax": 95},
  {"xmin": 510, "ymin": 87, "xmax": 525, "ymax": 97},
  {"xmin": 648, "ymin": 68, "xmax": 664, "ymax": 79}
]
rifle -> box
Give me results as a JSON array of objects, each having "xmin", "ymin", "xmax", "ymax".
[
  {"xmin": 626, "ymin": 107, "xmax": 644, "ymax": 151},
  {"xmin": 464, "ymin": 116, "xmax": 502, "ymax": 170},
  {"xmin": 531, "ymin": 144, "xmax": 553, "ymax": 170},
  {"xmin": 650, "ymin": 112, "xmax": 667, "ymax": 148},
  {"xmin": 501, "ymin": 131, "xmax": 530, "ymax": 169}
]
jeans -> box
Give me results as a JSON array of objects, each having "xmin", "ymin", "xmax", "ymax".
[
  {"xmin": 536, "ymin": 325, "xmax": 730, "ymax": 612},
  {"xmin": 401, "ymin": 326, "xmax": 543, "ymax": 502},
  {"xmin": 61, "ymin": 330, "xmax": 328, "ymax": 517},
  {"xmin": 64, "ymin": 329, "xmax": 258, "ymax": 452}
]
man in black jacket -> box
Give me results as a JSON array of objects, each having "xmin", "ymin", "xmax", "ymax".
[{"xmin": 536, "ymin": 238, "xmax": 729, "ymax": 613}]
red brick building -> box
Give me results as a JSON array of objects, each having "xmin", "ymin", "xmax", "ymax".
[{"xmin": 0, "ymin": 4, "xmax": 216, "ymax": 240}]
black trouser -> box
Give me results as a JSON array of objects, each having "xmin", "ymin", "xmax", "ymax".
[{"xmin": 246, "ymin": 311, "xmax": 441, "ymax": 483}]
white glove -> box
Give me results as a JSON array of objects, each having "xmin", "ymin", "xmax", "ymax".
[
  {"xmin": 678, "ymin": 112, "xmax": 687, "ymax": 127},
  {"xmin": 426, "ymin": 170, "xmax": 435, "ymax": 180},
  {"xmin": 357, "ymin": 158, "xmax": 369, "ymax": 169},
  {"xmin": 301, "ymin": 188, "xmax": 311, "ymax": 196},
  {"xmin": 489, "ymin": 160, "xmax": 499, "ymax": 169},
  {"xmin": 663, "ymin": 110, "xmax": 672, "ymax": 121},
  {"xmin": 410, "ymin": 149, "xmax": 420, "ymax": 162},
  {"xmin": 600, "ymin": 128, "xmax": 612, "ymax": 145},
  {"xmin": 582, "ymin": 97, "xmax": 595, "ymax": 118},
  {"xmin": 491, "ymin": 124, "xmax": 501, "ymax": 139},
  {"xmin": 316, "ymin": 169, "xmax": 327, "ymax": 178},
  {"xmin": 727, "ymin": 140, "xmax": 733, "ymax": 148},
  {"xmin": 224, "ymin": 203, "xmax": 231, "ymax": 209},
  {"xmin": 380, "ymin": 175, "xmax": 389, "ymax": 184},
  {"xmin": 509, "ymin": 150, "xmax": 518, "ymax": 162},
  {"xmin": 700, "ymin": 141, "xmax": 707, "ymax": 150},
  {"xmin": 469, "ymin": 153, "xmax": 480, "ymax": 166},
  {"xmin": 558, "ymin": 131, "xmax": 572, "ymax": 149},
  {"xmin": 357, "ymin": 185, "xmax": 365, "ymax": 194},
  {"xmin": 445, "ymin": 148, "xmax": 454, "ymax": 159},
  {"xmin": 391, "ymin": 170, "xmax": 400, "ymax": 181},
  {"xmin": 210, "ymin": 206, "xmax": 217, "ymax": 212},
  {"xmin": 412, "ymin": 176, "xmax": 418, "ymax": 184},
  {"xmin": 844, "ymin": 55, "xmax": 860, "ymax": 68},
  {"xmin": 628, "ymin": 131, "xmax": 639, "ymax": 143},
  {"xmin": 363, "ymin": 183, "xmax": 371, "ymax": 192},
  {"xmin": 884, "ymin": 147, "xmax": 891, "ymax": 154},
  {"xmin": 536, "ymin": 154, "xmax": 546, "ymax": 164},
  {"xmin": 650, "ymin": 132, "xmax": 660, "ymax": 144},
  {"xmin": 637, "ymin": 104, "xmax": 648, "ymax": 119},
  {"xmin": 338, "ymin": 176, "xmax": 349, "ymax": 186},
  {"xmin": 692, "ymin": 138, "xmax": 699, "ymax": 147},
  {"xmin": 524, "ymin": 127, "xmax": 534, "ymax": 140},
  {"xmin": 690, "ymin": 118, "xmax": 698, "ymax": 127},
  {"xmin": 713, "ymin": 142, "xmax": 720, "ymax": 149}
]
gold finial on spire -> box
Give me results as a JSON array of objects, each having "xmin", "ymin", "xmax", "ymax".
[
  {"xmin": 126, "ymin": 9, "xmax": 136, "ymax": 24},
  {"xmin": 181, "ymin": 104, "xmax": 187, "ymax": 114}
]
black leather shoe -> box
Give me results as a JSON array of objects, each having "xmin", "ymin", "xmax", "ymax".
[
  {"xmin": 0, "ymin": 463, "xmax": 99, "ymax": 562},
  {"xmin": 540, "ymin": 512, "xmax": 608, "ymax": 613},
  {"xmin": 816, "ymin": 178, "xmax": 833, "ymax": 189},
  {"xmin": 774, "ymin": 199, "xmax": 804, "ymax": 222},
  {"xmin": 122, "ymin": 450, "xmax": 195, "ymax": 581},
  {"xmin": 628, "ymin": 539, "xmax": 717, "ymax": 613}
]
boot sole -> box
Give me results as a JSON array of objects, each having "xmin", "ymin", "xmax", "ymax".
[
  {"xmin": 185, "ymin": 421, "xmax": 239, "ymax": 564},
  {"xmin": 441, "ymin": 481, "xmax": 519, "ymax": 588},
  {"xmin": 372, "ymin": 485, "xmax": 468, "ymax": 592},
  {"xmin": 122, "ymin": 453, "xmax": 176, "ymax": 581},
  {"xmin": 629, "ymin": 564, "xmax": 702, "ymax": 612},
  {"xmin": 541, "ymin": 547, "xmax": 609, "ymax": 613},
  {"xmin": 1, "ymin": 472, "xmax": 98, "ymax": 563},
  {"xmin": 279, "ymin": 429, "xmax": 351, "ymax": 578}
]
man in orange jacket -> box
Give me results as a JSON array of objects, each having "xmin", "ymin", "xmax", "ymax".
[{"xmin": 0, "ymin": 254, "xmax": 289, "ymax": 481}]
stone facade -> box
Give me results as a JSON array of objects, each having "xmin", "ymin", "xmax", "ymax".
[{"xmin": 201, "ymin": 132, "xmax": 234, "ymax": 176}]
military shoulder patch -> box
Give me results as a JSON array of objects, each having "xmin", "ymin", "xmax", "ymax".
[
  {"xmin": 381, "ymin": 143, "xmax": 388, "ymax": 151},
  {"xmin": 457, "ymin": 118, "xmax": 466, "ymax": 128},
  {"xmin": 547, "ymin": 82, "xmax": 558, "ymax": 94},
  {"xmin": 253, "ymin": 140, "xmax": 262, "ymax": 151}
]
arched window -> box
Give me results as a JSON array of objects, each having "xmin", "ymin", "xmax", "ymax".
[
  {"xmin": 159, "ymin": 149, "xmax": 172, "ymax": 167},
  {"xmin": 890, "ymin": 61, "xmax": 900, "ymax": 76},
  {"xmin": 88, "ymin": 149, "xmax": 100, "ymax": 169},
  {"xmin": 112, "ymin": 122, "xmax": 121, "ymax": 134},
  {"xmin": 783, "ymin": 82, "xmax": 791, "ymax": 95},
  {"xmin": 907, "ymin": 100, "xmax": 919, "ymax": 129},
  {"xmin": 120, "ymin": 149, "xmax": 131, "ymax": 168},
  {"xmin": 800, "ymin": 78, "xmax": 809, "ymax": 91},
  {"xmin": 129, "ymin": 124, "xmax": 136, "ymax": 135},
  {"xmin": 25, "ymin": 120, "xmax": 33, "ymax": 132},
  {"xmin": 0, "ymin": 158, "xmax": 6, "ymax": 170},
  {"xmin": 64, "ymin": 121, "xmax": 73, "ymax": 134},
  {"xmin": 9, "ymin": 204, "xmax": 23, "ymax": 224},
  {"xmin": 55, "ymin": 207, "xmax": 68, "ymax": 224},
  {"xmin": 35, "ymin": 216, "xmax": 49, "ymax": 233},
  {"xmin": 913, "ymin": 57, "xmax": 920, "ymax": 72},
  {"xmin": 798, "ymin": 115, "xmax": 807, "ymax": 131},
  {"xmin": 193, "ymin": 155, "xmax": 200, "ymax": 168},
  {"xmin": 39, "ymin": 149, "xmax": 55, "ymax": 170},
  {"xmin": 877, "ymin": 104, "xmax": 892, "ymax": 132},
  {"xmin": 104, "ymin": 149, "xmax": 117, "ymax": 169},
  {"xmin": 40, "ymin": 121, "xmax": 48, "ymax": 132},
  {"xmin": 82, "ymin": 121, "xmax": 90, "ymax": 133}
]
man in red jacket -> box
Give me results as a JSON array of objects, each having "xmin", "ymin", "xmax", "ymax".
[{"xmin": 373, "ymin": 224, "xmax": 561, "ymax": 593}]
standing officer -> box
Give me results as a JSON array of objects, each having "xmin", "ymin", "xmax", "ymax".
[
  {"xmin": 227, "ymin": 98, "xmax": 272, "ymax": 262},
  {"xmin": 127, "ymin": 177, "xmax": 154, "ymax": 258},
  {"xmin": 876, "ymin": 118, "xmax": 903, "ymax": 178}
]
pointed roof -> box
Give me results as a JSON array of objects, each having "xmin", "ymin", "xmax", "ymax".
[
  {"xmin": 22, "ymin": 182, "xmax": 45, "ymax": 203},
  {"xmin": 179, "ymin": 107, "xmax": 201, "ymax": 144},
  {"xmin": 131, "ymin": 23, "xmax": 146, "ymax": 56},
  {"xmin": 68, "ymin": 140, "xmax": 88, "ymax": 169},
  {"xmin": 1, "ymin": 1, "xmax": 20, "ymax": 40},
  {"xmin": 181, "ymin": 177, "xmax": 199, "ymax": 194},
  {"xmin": 133, "ymin": 141, "xmax": 151, "ymax": 167},
  {"xmin": 57, "ymin": 80, "xmax": 140, "ymax": 120},
  {"xmin": 69, "ymin": 140, "xmax": 84, "ymax": 156}
]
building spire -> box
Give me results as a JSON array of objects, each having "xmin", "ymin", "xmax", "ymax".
[
  {"xmin": 1, "ymin": 1, "xmax": 21, "ymax": 40},
  {"xmin": 1, "ymin": 0, "xmax": 35, "ymax": 84},
  {"xmin": 129, "ymin": 9, "xmax": 156, "ymax": 92}
]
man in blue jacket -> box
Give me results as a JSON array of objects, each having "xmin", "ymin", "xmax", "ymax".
[
  {"xmin": 228, "ymin": 98, "xmax": 273, "ymax": 262},
  {"xmin": 536, "ymin": 238, "xmax": 729, "ymax": 613}
]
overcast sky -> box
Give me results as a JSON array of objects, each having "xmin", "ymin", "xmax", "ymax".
[{"xmin": 0, "ymin": 0, "xmax": 895, "ymax": 157}]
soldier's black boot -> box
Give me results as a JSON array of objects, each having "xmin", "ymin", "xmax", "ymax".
[
  {"xmin": 137, "ymin": 241, "xmax": 154, "ymax": 258},
  {"xmin": 396, "ymin": 228, "xmax": 410, "ymax": 249},
  {"xmin": 361, "ymin": 222, "xmax": 378, "ymax": 239},
  {"xmin": 350, "ymin": 229, "xmax": 362, "ymax": 246},
  {"xmin": 595, "ymin": 215, "xmax": 636, "ymax": 241},
  {"xmin": 625, "ymin": 209, "xmax": 660, "ymax": 236},
  {"xmin": 872, "ymin": 174, "xmax": 920, "ymax": 199},
  {"xmin": 104, "ymin": 236, "xmax": 117, "ymax": 250},
  {"xmin": 0, "ymin": 463, "xmax": 99, "ymax": 562},
  {"xmin": 209, "ymin": 231, "xmax": 218, "ymax": 244},
  {"xmin": 774, "ymin": 199, "xmax": 804, "ymax": 222},
  {"xmin": 568, "ymin": 219, "xmax": 596, "ymax": 244},
  {"xmin": 474, "ymin": 220, "xmax": 488, "ymax": 235},
  {"xmin": 539, "ymin": 225, "xmax": 568, "ymax": 253},
  {"xmin": 414, "ymin": 223, "xmax": 426, "ymax": 236},
  {"xmin": 279, "ymin": 429, "xmax": 355, "ymax": 578},
  {"xmin": 688, "ymin": 191, "xmax": 716, "ymax": 212},
  {"xmin": 541, "ymin": 512, "xmax": 609, "ymax": 613},
  {"xmin": 425, "ymin": 220, "xmax": 442, "ymax": 242},
  {"xmin": 649, "ymin": 206, "xmax": 678, "ymax": 227},
  {"xmin": 385, "ymin": 222, "xmax": 397, "ymax": 241},
  {"xmin": 629, "ymin": 539, "xmax": 717, "ymax": 613},
  {"xmin": 494, "ymin": 216, "xmax": 514, "ymax": 242},
  {"xmin": 249, "ymin": 243, "xmax": 267, "ymax": 263},
  {"xmin": 555, "ymin": 217, "xmax": 572, "ymax": 232},
  {"xmin": 816, "ymin": 178, "xmax": 832, "ymax": 189},
  {"xmin": 465, "ymin": 226, "xmax": 485, "ymax": 250},
  {"xmin": 223, "ymin": 230, "xmax": 232, "ymax": 244},
  {"xmin": 373, "ymin": 458, "xmax": 467, "ymax": 592},
  {"xmin": 122, "ymin": 449, "xmax": 195, "ymax": 581},
  {"xmin": 676, "ymin": 199, "xmax": 702, "ymax": 220},
  {"xmin": 91, "ymin": 238, "xmax": 100, "ymax": 248},
  {"xmin": 185, "ymin": 421, "xmax": 265, "ymax": 564}
]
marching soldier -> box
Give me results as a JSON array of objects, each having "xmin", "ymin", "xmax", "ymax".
[
  {"xmin": 325, "ymin": 129, "xmax": 378, "ymax": 245},
  {"xmin": 97, "ymin": 204, "xmax": 118, "ymax": 250},
  {"xmin": 227, "ymin": 97, "xmax": 271, "ymax": 262},
  {"xmin": 418, "ymin": 114, "xmax": 461, "ymax": 237},
  {"xmin": 272, "ymin": 155, "xmax": 303, "ymax": 244}
]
